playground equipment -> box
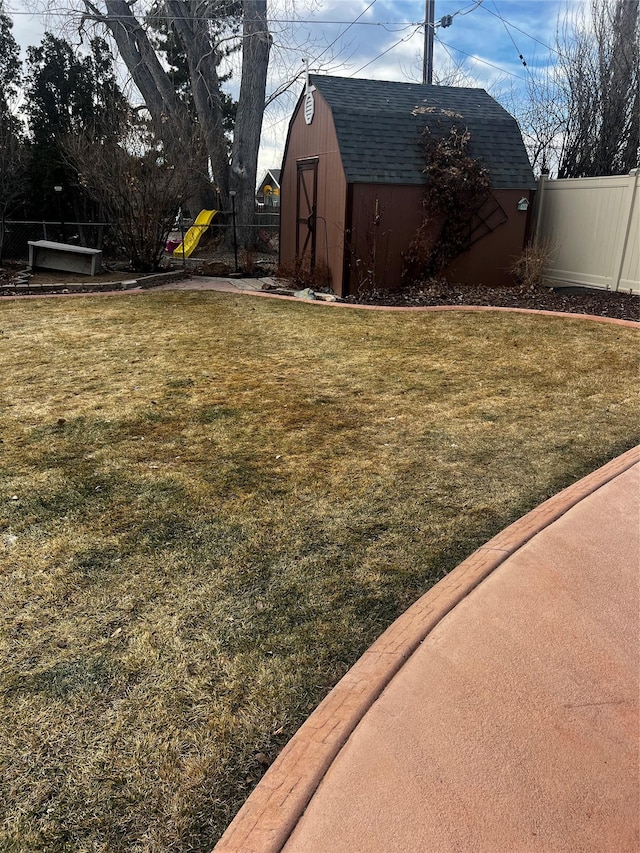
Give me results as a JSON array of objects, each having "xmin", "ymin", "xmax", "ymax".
[{"xmin": 173, "ymin": 209, "xmax": 217, "ymax": 259}]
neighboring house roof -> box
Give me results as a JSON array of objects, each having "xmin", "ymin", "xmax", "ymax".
[
  {"xmin": 309, "ymin": 75, "xmax": 535, "ymax": 189},
  {"xmin": 257, "ymin": 169, "xmax": 281, "ymax": 191}
]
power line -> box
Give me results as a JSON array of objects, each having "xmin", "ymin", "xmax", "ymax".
[
  {"xmin": 431, "ymin": 1, "xmax": 562, "ymax": 94},
  {"xmin": 7, "ymin": 9, "xmax": 422, "ymax": 27},
  {"xmin": 351, "ymin": 25, "xmax": 423, "ymax": 76},
  {"xmin": 434, "ymin": 34, "xmax": 527, "ymax": 81},
  {"xmin": 423, "ymin": 0, "xmax": 485, "ymax": 83},
  {"xmin": 438, "ymin": 37, "xmax": 459, "ymax": 68},
  {"xmin": 9, "ymin": 2, "xmax": 556, "ymax": 89},
  {"xmin": 314, "ymin": 0, "xmax": 378, "ymax": 64},
  {"xmin": 491, "ymin": 0, "xmax": 528, "ymax": 69},
  {"xmin": 427, "ymin": 0, "xmax": 485, "ymax": 32},
  {"xmin": 436, "ymin": 36, "xmax": 476, "ymax": 84},
  {"xmin": 479, "ymin": 3, "xmax": 561, "ymax": 56},
  {"xmin": 455, "ymin": 0, "xmax": 485, "ymax": 19},
  {"xmin": 263, "ymin": 1, "xmax": 379, "ymax": 107}
]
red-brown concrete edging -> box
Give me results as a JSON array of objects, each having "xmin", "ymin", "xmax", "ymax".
[
  {"xmin": 1, "ymin": 279, "xmax": 638, "ymax": 328},
  {"xmin": 213, "ymin": 444, "xmax": 640, "ymax": 853},
  {"xmin": 197, "ymin": 285, "xmax": 640, "ymax": 328}
]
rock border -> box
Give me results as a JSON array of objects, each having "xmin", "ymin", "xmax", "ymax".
[{"xmin": 0, "ymin": 268, "xmax": 187, "ymax": 297}]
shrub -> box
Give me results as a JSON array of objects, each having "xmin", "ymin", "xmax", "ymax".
[
  {"xmin": 64, "ymin": 118, "xmax": 202, "ymax": 272},
  {"xmin": 510, "ymin": 239, "xmax": 554, "ymax": 290}
]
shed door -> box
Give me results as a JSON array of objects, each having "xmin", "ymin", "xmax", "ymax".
[{"xmin": 296, "ymin": 160, "xmax": 318, "ymax": 273}]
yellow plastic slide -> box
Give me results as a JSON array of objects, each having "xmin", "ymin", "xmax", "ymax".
[{"xmin": 173, "ymin": 209, "xmax": 217, "ymax": 258}]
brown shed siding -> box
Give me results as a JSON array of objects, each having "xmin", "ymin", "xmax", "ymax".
[
  {"xmin": 347, "ymin": 184, "xmax": 424, "ymax": 294},
  {"xmin": 445, "ymin": 188, "xmax": 533, "ymax": 287},
  {"xmin": 344, "ymin": 185, "xmax": 533, "ymax": 294},
  {"xmin": 279, "ymin": 92, "xmax": 347, "ymax": 290}
]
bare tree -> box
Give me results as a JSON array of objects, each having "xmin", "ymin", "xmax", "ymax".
[
  {"xmin": 28, "ymin": 0, "xmax": 348, "ymax": 249},
  {"xmin": 69, "ymin": 1, "xmax": 271, "ymax": 242},
  {"xmin": 451, "ymin": 0, "xmax": 639, "ymax": 179},
  {"xmin": 558, "ymin": 0, "xmax": 639, "ymax": 177},
  {"xmin": 503, "ymin": 66, "xmax": 567, "ymax": 178}
]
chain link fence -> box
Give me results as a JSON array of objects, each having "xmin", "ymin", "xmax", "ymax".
[
  {"xmin": 2, "ymin": 221, "xmax": 111, "ymax": 261},
  {"xmin": 167, "ymin": 209, "xmax": 279, "ymax": 268},
  {"xmin": 3, "ymin": 210, "xmax": 280, "ymax": 267}
]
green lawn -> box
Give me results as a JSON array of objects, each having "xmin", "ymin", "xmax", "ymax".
[{"xmin": 1, "ymin": 292, "xmax": 638, "ymax": 851}]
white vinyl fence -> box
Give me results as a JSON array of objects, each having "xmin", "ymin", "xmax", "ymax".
[{"xmin": 534, "ymin": 169, "xmax": 639, "ymax": 294}]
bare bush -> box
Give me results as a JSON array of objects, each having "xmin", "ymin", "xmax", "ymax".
[
  {"xmin": 510, "ymin": 239, "xmax": 554, "ymax": 291},
  {"xmin": 277, "ymin": 259, "xmax": 331, "ymax": 291},
  {"xmin": 64, "ymin": 119, "xmax": 201, "ymax": 271},
  {"xmin": 403, "ymin": 124, "xmax": 491, "ymax": 282}
]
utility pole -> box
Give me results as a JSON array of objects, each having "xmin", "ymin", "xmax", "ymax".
[{"xmin": 422, "ymin": 0, "xmax": 435, "ymax": 84}]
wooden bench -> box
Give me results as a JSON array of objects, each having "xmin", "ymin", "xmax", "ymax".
[{"xmin": 28, "ymin": 240, "xmax": 103, "ymax": 276}]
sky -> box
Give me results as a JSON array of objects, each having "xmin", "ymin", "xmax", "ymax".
[{"xmin": 7, "ymin": 0, "xmax": 576, "ymax": 183}]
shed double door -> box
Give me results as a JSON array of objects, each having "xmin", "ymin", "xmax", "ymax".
[{"xmin": 295, "ymin": 159, "xmax": 318, "ymax": 273}]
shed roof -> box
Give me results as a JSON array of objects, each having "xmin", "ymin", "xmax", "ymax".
[{"xmin": 309, "ymin": 75, "xmax": 535, "ymax": 189}]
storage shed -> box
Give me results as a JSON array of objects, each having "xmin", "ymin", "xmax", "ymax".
[{"xmin": 279, "ymin": 75, "xmax": 536, "ymax": 296}]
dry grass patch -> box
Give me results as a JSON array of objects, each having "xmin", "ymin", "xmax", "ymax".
[{"xmin": 1, "ymin": 292, "xmax": 638, "ymax": 851}]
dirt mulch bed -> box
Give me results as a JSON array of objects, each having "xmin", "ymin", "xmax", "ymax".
[
  {"xmin": 346, "ymin": 281, "xmax": 639, "ymax": 323},
  {"xmin": 2, "ymin": 258, "xmax": 637, "ymax": 323}
]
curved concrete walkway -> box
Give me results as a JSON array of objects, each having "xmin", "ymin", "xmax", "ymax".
[{"xmin": 215, "ymin": 447, "xmax": 640, "ymax": 853}]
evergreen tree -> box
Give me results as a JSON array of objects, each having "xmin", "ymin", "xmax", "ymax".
[
  {"xmin": 0, "ymin": 0, "xmax": 20, "ymax": 111},
  {"xmin": 23, "ymin": 33, "xmax": 128, "ymax": 220},
  {"xmin": 0, "ymin": 1, "xmax": 26, "ymax": 259}
]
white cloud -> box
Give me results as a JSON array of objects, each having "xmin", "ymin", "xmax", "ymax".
[{"xmin": 7, "ymin": 1, "xmax": 573, "ymax": 184}]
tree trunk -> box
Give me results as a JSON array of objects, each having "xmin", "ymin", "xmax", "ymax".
[
  {"xmin": 230, "ymin": 0, "xmax": 271, "ymax": 248},
  {"xmin": 165, "ymin": 0, "xmax": 230, "ymax": 204},
  {"xmin": 95, "ymin": 0, "xmax": 216, "ymax": 211},
  {"xmin": 83, "ymin": 1, "xmax": 271, "ymax": 239},
  {"xmin": 102, "ymin": 3, "xmax": 187, "ymax": 144}
]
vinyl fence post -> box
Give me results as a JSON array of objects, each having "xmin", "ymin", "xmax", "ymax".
[
  {"xmin": 533, "ymin": 174, "xmax": 547, "ymax": 244},
  {"xmin": 612, "ymin": 169, "xmax": 639, "ymax": 292}
]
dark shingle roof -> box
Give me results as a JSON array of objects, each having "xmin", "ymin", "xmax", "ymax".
[
  {"xmin": 258, "ymin": 169, "xmax": 281, "ymax": 188},
  {"xmin": 309, "ymin": 75, "xmax": 535, "ymax": 189}
]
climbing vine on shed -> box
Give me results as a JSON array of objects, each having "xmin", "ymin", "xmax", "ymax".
[{"xmin": 403, "ymin": 123, "xmax": 491, "ymax": 281}]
